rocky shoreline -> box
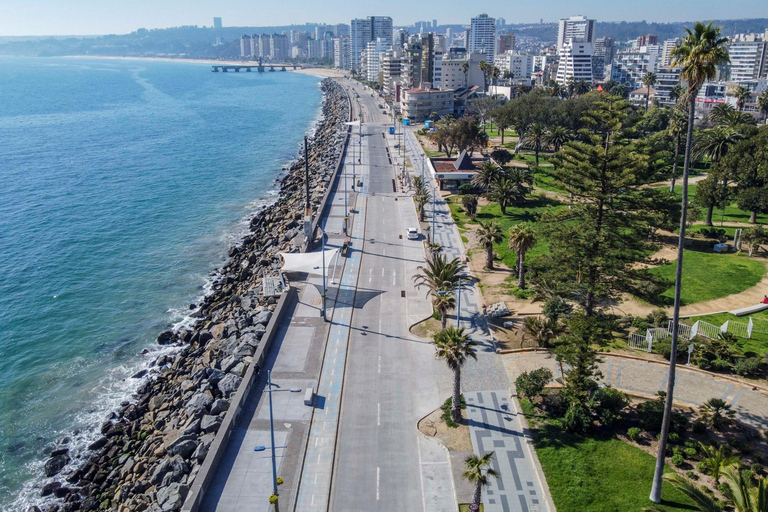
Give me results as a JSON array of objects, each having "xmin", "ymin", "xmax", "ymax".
[{"xmin": 28, "ymin": 78, "xmax": 350, "ymax": 512}]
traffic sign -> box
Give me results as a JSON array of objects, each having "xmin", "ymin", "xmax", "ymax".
[
  {"xmin": 254, "ymin": 446, "xmax": 266, "ymax": 452},
  {"xmin": 469, "ymin": 504, "xmax": 479, "ymax": 511}
]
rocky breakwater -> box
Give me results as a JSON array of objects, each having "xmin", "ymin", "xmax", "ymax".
[{"xmin": 28, "ymin": 78, "xmax": 350, "ymax": 512}]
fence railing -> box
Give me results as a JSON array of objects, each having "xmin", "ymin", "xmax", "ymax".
[
  {"xmin": 722, "ymin": 320, "xmax": 751, "ymax": 339},
  {"xmin": 628, "ymin": 332, "xmax": 651, "ymax": 352},
  {"xmin": 629, "ymin": 313, "xmax": 764, "ymax": 352},
  {"xmin": 691, "ymin": 320, "xmax": 722, "ymax": 340},
  {"xmin": 749, "ymin": 316, "xmax": 768, "ymax": 335},
  {"xmin": 667, "ymin": 320, "xmax": 692, "ymax": 340}
]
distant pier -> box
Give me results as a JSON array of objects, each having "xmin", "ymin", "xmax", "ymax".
[{"xmin": 211, "ymin": 63, "xmax": 299, "ymax": 73}]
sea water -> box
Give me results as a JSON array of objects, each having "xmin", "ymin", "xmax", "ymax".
[{"xmin": 0, "ymin": 57, "xmax": 322, "ymax": 508}]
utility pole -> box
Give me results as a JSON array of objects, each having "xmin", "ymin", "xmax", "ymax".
[
  {"xmin": 456, "ymin": 277, "xmax": 462, "ymax": 327},
  {"xmin": 268, "ymin": 371, "xmax": 278, "ymax": 497}
]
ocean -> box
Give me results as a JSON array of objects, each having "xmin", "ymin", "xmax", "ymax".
[{"xmin": 0, "ymin": 56, "xmax": 323, "ymax": 509}]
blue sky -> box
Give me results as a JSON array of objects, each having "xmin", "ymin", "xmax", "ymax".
[{"xmin": 2, "ymin": 0, "xmax": 767, "ymax": 36}]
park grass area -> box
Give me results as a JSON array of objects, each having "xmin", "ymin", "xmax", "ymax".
[
  {"xmin": 447, "ymin": 194, "xmax": 563, "ymax": 269},
  {"xmin": 484, "ymin": 126, "xmax": 518, "ymax": 138},
  {"xmin": 511, "ymin": 152, "xmax": 554, "ymax": 167},
  {"xmin": 682, "ymin": 310, "xmax": 768, "ymax": 356},
  {"xmin": 668, "ymin": 184, "xmax": 768, "ymax": 225},
  {"xmin": 519, "ymin": 401, "xmax": 695, "ymax": 512},
  {"xmin": 534, "ymin": 173, "xmax": 568, "ymax": 195},
  {"xmin": 645, "ymin": 250, "xmax": 766, "ymax": 306}
]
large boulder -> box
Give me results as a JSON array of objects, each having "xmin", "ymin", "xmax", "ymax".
[
  {"xmin": 200, "ymin": 415, "xmax": 223, "ymax": 434},
  {"xmin": 184, "ymin": 393, "xmax": 213, "ymax": 417},
  {"xmin": 217, "ymin": 374, "xmax": 241, "ymax": 398},
  {"xmin": 156, "ymin": 483, "xmax": 188, "ymax": 512},
  {"xmin": 167, "ymin": 437, "xmax": 198, "ymax": 459},
  {"xmin": 249, "ymin": 310, "xmax": 272, "ymax": 327},
  {"xmin": 150, "ymin": 456, "xmax": 189, "ymax": 487},
  {"xmin": 44, "ymin": 454, "xmax": 70, "ymax": 477}
]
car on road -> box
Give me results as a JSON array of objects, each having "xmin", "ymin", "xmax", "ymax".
[{"xmin": 407, "ymin": 227, "xmax": 419, "ymax": 240}]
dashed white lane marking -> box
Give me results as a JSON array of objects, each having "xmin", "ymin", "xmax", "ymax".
[
  {"xmin": 376, "ymin": 466, "xmax": 380, "ymax": 501},
  {"xmin": 377, "ymin": 402, "xmax": 381, "ymax": 426}
]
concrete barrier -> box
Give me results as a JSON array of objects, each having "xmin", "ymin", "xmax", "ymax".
[
  {"xmin": 310, "ymin": 81, "xmax": 353, "ymax": 245},
  {"xmin": 182, "ymin": 286, "xmax": 296, "ymax": 512}
]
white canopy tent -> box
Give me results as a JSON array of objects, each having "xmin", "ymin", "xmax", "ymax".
[{"xmin": 279, "ymin": 249, "xmax": 339, "ymax": 275}]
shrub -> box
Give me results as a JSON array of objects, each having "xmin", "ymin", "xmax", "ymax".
[
  {"xmin": 692, "ymin": 420, "xmax": 707, "ymax": 435},
  {"xmin": 653, "ymin": 338, "xmax": 691, "ymax": 361},
  {"xmin": 734, "ymin": 357, "xmax": 763, "ymax": 377},
  {"xmin": 542, "ymin": 297, "xmax": 573, "ymax": 323},
  {"xmin": 490, "ymin": 148, "xmax": 513, "ymax": 166},
  {"xmin": 750, "ymin": 463, "xmax": 763, "ymax": 475},
  {"xmin": 717, "ymin": 483, "xmax": 729, "ymax": 495},
  {"xmin": 515, "ymin": 368, "xmax": 553, "ymax": 402},
  {"xmin": 542, "ymin": 391, "xmax": 568, "ymax": 417},
  {"xmin": 668, "ymin": 432, "xmax": 681, "ymax": 444},
  {"xmin": 671, "ymin": 454, "xmax": 685, "ymax": 467},
  {"xmin": 458, "ymin": 183, "xmax": 474, "ymax": 195},
  {"xmin": 698, "ymin": 461, "xmax": 711, "ymax": 475},
  {"xmin": 646, "ymin": 308, "xmax": 669, "ymax": 327},
  {"xmin": 563, "ymin": 403, "xmax": 593, "ymax": 434},
  {"xmin": 631, "ymin": 317, "xmax": 650, "ymax": 330},
  {"xmin": 590, "ymin": 387, "xmax": 630, "ymax": 427},
  {"xmin": 638, "ymin": 393, "xmax": 688, "ymax": 433},
  {"xmin": 627, "ymin": 427, "xmax": 642, "ymax": 442},
  {"xmin": 685, "ymin": 447, "xmax": 698, "ymax": 459},
  {"xmin": 673, "ymin": 446, "xmax": 685, "ymax": 457},
  {"xmin": 710, "ymin": 358, "xmax": 733, "ymax": 372},
  {"xmin": 686, "ymin": 470, "xmax": 699, "ymax": 480}
]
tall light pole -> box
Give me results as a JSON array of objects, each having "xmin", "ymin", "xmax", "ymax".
[
  {"xmin": 263, "ymin": 372, "xmax": 301, "ymax": 499},
  {"xmin": 303, "ymin": 136, "xmax": 311, "ymax": 241},
  {"xmin": 456, "ymin": 277, "xmax": 462, "ymax": 327},
  {"xmin": 319, "ymin": 227, "xmax": 327, "ymax": 321}
]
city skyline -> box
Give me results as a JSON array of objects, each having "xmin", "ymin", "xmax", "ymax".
[{"xmin": 2, "ymin": 0, "xmax": 768, "ymax": 36}]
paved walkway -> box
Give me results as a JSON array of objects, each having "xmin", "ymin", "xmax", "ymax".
[
  {"xmin": 502, "ymin": 351, "xmax": 768, "ymax": 429},
  {"xmin": 466, "ymin": 391, "xmax": 548, "ymax": 512},
  {"xmin": 402, "ymin": 127, "xmax": 553, "ymax": 510}
]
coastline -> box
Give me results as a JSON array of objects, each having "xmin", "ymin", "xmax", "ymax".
[
  {"xmin": 61, "ymin": 55, "xmax": 346, "ymax": 77},
  {"xmin": 25, "ymin": 77, "xmax": 350, "ymax": 512}
]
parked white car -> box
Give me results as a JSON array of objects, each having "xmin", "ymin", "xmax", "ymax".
[{"xmin": 407, "ymin": 227, "xmax": 419, "ymax": 240}]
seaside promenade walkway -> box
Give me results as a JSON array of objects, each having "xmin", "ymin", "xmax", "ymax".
[{"xmin": 400, "ymin": 127, "xmax": 555, "ymax": 512}]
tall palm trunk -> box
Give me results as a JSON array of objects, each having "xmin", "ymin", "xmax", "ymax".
[
  {"xmin": 517, "ymin": 252, "xmax": 526, "ymax": 288},
  {"xmin": 473, "ymin": 482, "xmax": 482, "ymax": 505},
  {"xmin": 485, "ymin": 243, "xmax": 494, "ymax": 270},
  {"xmin": 451, "ymin": 368, "xmax": 462, "ymax": 422},
  {"xmin": 670, "ymin": 134, "xmax": 681, "ymax": 193},
  {"xmin": 651, "ymin": 92, "xmax": 696, "ymax": 502},
  {"xmin": 534, "ymin": 146, "xmax": 539, "ymax": 166},
  {"xmin": 441, "ymin": 311, "xmax": 447, "ymax": 329}
]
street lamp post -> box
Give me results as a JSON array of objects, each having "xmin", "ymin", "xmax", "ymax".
[
  {"xmin": 456, "ymin": 277, "xmax": 462, "ymax": 328},
  {"xmin": 319, "ymin": 227, "xmax": 327, "ymax": 321},
  {"xmin": 264, "ymin": 372, "xmax": 301, "ymax": 498}
]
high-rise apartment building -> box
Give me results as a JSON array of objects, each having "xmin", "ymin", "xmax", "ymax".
[
  {"xmin": 557, "ymin": 15, "xmax": 596, "ymax": 49},
  {"xmin": 335, "ymin": 24, "xmax": 350, "ymax": 37},
  {"xmin": 240, "ymin": 35, "xmax": 252, "ymax": 58},
  {"xmin": 441, "ymin": 51, "xmax": 486, "ymax": 90},
  {"xmin": 349, "ymin": 16, "xmax": 393, "ymax": 71},
  {"xmin": 594, "ymin": 36, "xmax": 614, "ymax": 61},
  {"xmin": 654, "ymin": 68, "xmax": 683, "ymax": 107},
  {"xmin": 213, "ymin": 17, "xmax": 222, "ymax": 30},
  {"xmin": 364, "ymin": 39, "xmax": 389, "ymax": 82},
  {"xmin": 421, "ymin": 33, "xmax": 435, "ymax": 85},
  {"xmin": 470, "ymin": 14, "xmax": 496, "ymax": 63},
  {"xmin": 636, "ymin": 34, "xmax": 659, "ymax": 48},
  {"xmin": 494, "ymin": 52, "xmax": 534, "ymax": 79},
  {"xmin": 556, "ymin": 40, "xmax": 594, "ymax": 86},
  {"xmin": 498, "ymin": 33, "xmax": 516, "ymax": 54},
  {"xmin": 400, "ymin": 40, "xmax": 423, "ymax": 89},
  {"xmin": 334, "ymin": 37, "xmax": 350, "ymax": 69},
  {"xmin": 661, "ymin": 38, "xmax": 681, "ymax": 67},
  {"xmin": 270, "ymin": 34, "xmax": 289, "ymax": 61},
  {"xmin": 617, "ymin": 47, "xmax": 660, "ymax": 85},
  {"xmin": 728, "ymin": 33, "xmax": 767, "ymax": 81},
  {"xmin": 381, "ymin": 49, "xmax": 403, "ymax": 95}
]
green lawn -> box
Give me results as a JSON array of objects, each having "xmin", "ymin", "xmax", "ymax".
[
  {"xmin": 646, "ymin": 250, "xmax": 766, "ymax": 306},
  {"xmin": 669, "ymin": 184, "xmax": 768, "ymax": 225},
  {"xmin": 534, "ymin": 173, "xmax": 568, "ymax": 194},
  {"xmin": 682, "ymin": 310, "xmax": 768, "ymax": 356},
  {"xmin": 446, "ymin": 195, "xmax": 563, "ymax": 269},
  {"xmin": 520, "ymin": 400, "xmax": 695, "ymax": 512},
  {"xmin": 484, "ymin": 126, "xmax": 518, "ymax": 138}
]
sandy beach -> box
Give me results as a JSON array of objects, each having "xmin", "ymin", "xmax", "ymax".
[{"xmin": 64, "ymin": 55, "xmax": 346, "ymax": 77}]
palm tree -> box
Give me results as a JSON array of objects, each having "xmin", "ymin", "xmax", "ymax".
[
  {"xmin": 694, "ymin": 125, "xmax": 744, "ymax": 163},
  {"xmin": 432, "ymin": 291, "xmax": 455, "ymax": 329},
  {"xmin": 471, "ymin": 160, "xmax": 505, "ymax": 191},
  {"xmin": 478, "ymin": 60, "xmax": 490, "ymax": 92},
  {"xmin": 524, "ymin": 123, "xmax": 546, "ymax": 166},
  {"xmin": 414, "ymin": 253, "xmax": 465, "ymax": 327},
  {"xmin": 667, "ymin": 106, "xmax": 688, "ymax": 192},
  {"xmin": 415, "ymin": 187, "xmax": 431, "ymax": 222},
  {"xmin": 491, "ymin": 66, "xmax": 500, "ymax": 86},
  {"xmin": 461, "ymin": 194, "xmax": 479, "ymax": 220},
  {"xmin": 698, "ymin": 443, "xmax": 739, "ymax": 483},
  {"xmin": 476, "ymin": 220, "xmax": 503, "ymax": 270},
  {"xmin": 506, "ymin": 167, "xmax": 534, "ymax": 195},
  {"xmin": 507, "ymin": 223, "xmax": 537, "ymax": 288},
  {"xmin": 523, "ymin": 316, "xmax": 559, "ymax": 348},
  {"xmin": 433, "ymin": 326, "xmax": 477, "ymax": 422},
  {"xmin": 574, "ymin": 79, "xmax": 591, "ymax": 95},
  {"xmin": 463, "ymin": 452, "xmax": 499, "ymax": 505},
  {"xmin": 548, "ymin": 81, "xmax": 561, "ymax": 97},
  {"xmin": 709, "ymin": 102, "xmax": 736, "ymax": 125},
  {"xmin": 543, "ymin": 126, "xmax": 571, "ymax": 153},
  {"xmin": 487, "ymin": 178, "xmax": 522, "ymax": 215},
  {"xmin": 720, "ymin": 109, "xmax": 758, "ymax": 128},
  {"xmin": 642, "ymin": 72, "xmax": 658, "ymax": 112},
  {"xmin": 669, "ymin": 84, "xmax": 685, "ymax": 104},
  {"xmin": 650, "ymin": 21, "xmax": 730, "ymax": 505},
  {"xmin": 720, "ymin": 464, "xmax": 768, "ymax": 512},
  {"xmin": 699, "ymin": 397, "xmax": 736, "ymax": 430},
  {"xmin": 758, "ymin": 90, "xmax": 768, "ymax": 122},
  {"xmin": 461, "ymin": 61, "xmax": 469, "ymax": 86},
  {"xmin": 647, "ymin": 465, "xmax": 768, "ymax": 512},
  {"xmin": 732, "ymin": 84, "xmax": 752, "ymax": 111}
]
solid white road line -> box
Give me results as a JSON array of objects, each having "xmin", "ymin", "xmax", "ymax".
[{"xmin": 376, "ymin": 466, "xmax": 380, "ymax": 501}]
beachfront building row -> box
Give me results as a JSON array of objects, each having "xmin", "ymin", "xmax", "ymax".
[{"xmin": 401, "ymin": 85, "xmax": 454, "ymax": 122}]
